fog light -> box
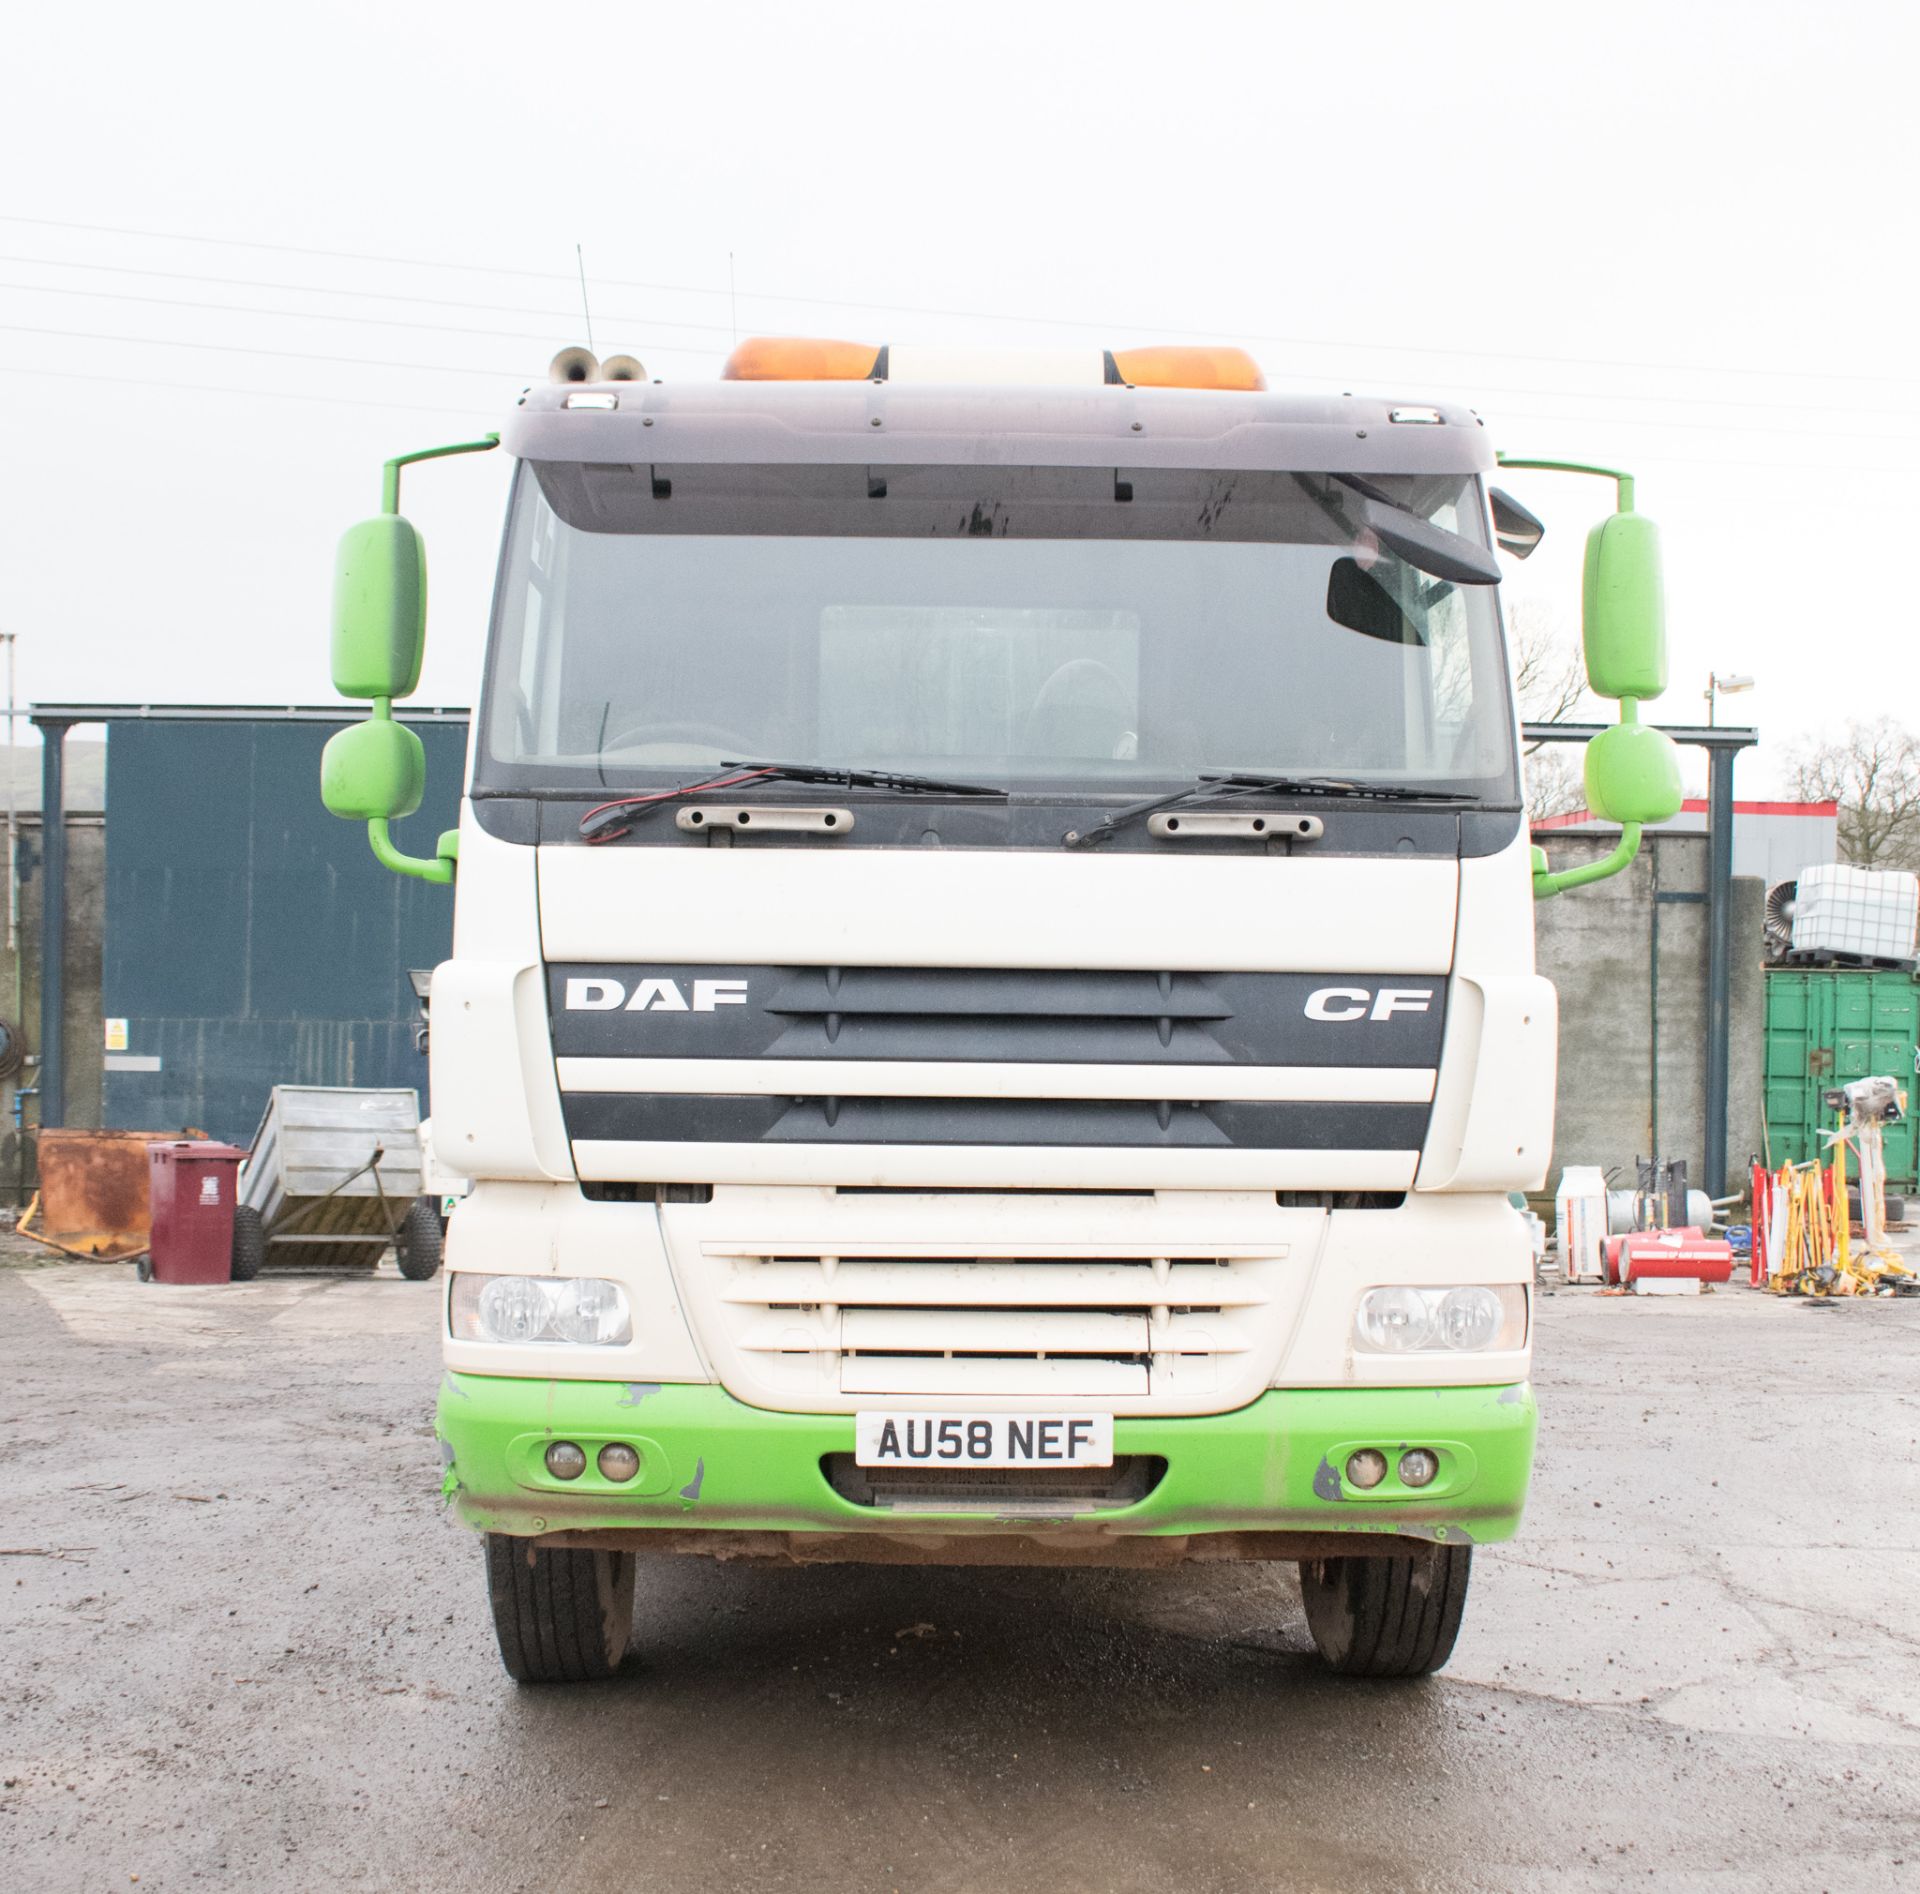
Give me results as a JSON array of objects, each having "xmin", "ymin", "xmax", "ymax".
[
  {"xmin": 1345, "ymin": 1448, "xmax": 1388, "ymax": 1490},
  {"xmin": 598, "ymin": 1442, "xmax": 640, "ymax": 1483},
  {"xmin": 544, "ymin": 1441, "xmax": 587, "ymax": 1480},
  {"xmin": 1398, "ymin": 1448, "xmax": 1439, "ymax": 1488}
]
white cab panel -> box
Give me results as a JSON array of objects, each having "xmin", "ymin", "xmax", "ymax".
[
  {"xmin": 1416, "ymin": 974, "xmax": 1557, "ymax": 1192},
  {"xmin": 554, "ymin": 1058, "xmax": 1436, "ymax": 1104},
  {"xmin": 538, "ymin": 846, "xmax": 1458, "ymax": 973},
  {"xmin": 430, "ymin": 960, "xmax": 572, "ymax": 1181},
  {"xmin": 1418, "ymin": 829, "xmax": 1556, "ymax": 1192},
  {"xmin": 453, "ymin": 801, "xmax": 542, "ymax": 963}
]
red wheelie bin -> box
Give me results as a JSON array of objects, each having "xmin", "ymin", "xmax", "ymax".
[{"xmin": 143, "ymin": 1141, "xmax": 247, "ymax": 1284}]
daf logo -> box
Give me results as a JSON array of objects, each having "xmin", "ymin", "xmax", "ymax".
[
  {"xmin": 564, "ymin": 976, "xmax": 749, "ymax": 1013},
  {"xmin": 1304, "ymin": 986, "xmax": 1434, "ymax": 1022}
]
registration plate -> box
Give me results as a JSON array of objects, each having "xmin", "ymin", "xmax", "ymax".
[{"xmin": 854, "ymin": 1412, "xmax": 1114, "ymax": 1469}]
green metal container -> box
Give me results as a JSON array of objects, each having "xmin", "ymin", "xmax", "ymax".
[{"xmin": 1764, "ymin": 968, "xmax": 1920, "ymax": 1186}]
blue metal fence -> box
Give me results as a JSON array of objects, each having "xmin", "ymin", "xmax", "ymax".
[{"xmin": 101, "ymin": 716, "xmax": 465, "ymax": 1144}]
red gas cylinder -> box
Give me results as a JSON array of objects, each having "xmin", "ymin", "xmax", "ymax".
[
  {"xmin": 1602, "ymin": 1227, "xmax": 1735, "ymax": 1286},
  {"xmin": 144, "ymin": 1141, "xmax": 248, "ymax": 1285}
]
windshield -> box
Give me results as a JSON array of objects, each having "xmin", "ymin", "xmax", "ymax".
[{"xmin": 477, "ymin": 461, "xmax": 1518, "ymax": 802}]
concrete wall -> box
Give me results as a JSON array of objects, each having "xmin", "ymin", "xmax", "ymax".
[
  {"xmin": 0, "ymin": 812, "xmax": 106, "ymax": 1199},
  {"xmin": 1536, "ymin": 830, "xmax": 1764, "ymax": 1192}
]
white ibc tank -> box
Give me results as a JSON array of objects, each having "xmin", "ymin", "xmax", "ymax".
[{"xmin": 1791, "ymin": 864, "xmax": 1919, "ymax": 963}]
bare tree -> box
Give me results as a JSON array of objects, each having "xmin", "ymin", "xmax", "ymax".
[
  {"xmin": 1508, "ymin": 602, "xmax": 1592, "ymax": 820},
  {"xmin": 1509, "ymin": 601, "xmax": 1589, "ymax": 731},
  {"xmin": 1788, "ymin": 718, "xmax": 1920, "ymax": 870},
  {"xmin": 1523, "ymin": 744, "xmax": 1591, "ymax": 821}
]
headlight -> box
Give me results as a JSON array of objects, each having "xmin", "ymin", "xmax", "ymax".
[
  {"xmin": 475, "ymin": 1275, "xmax": 551, "ymax": 1343},
  {"xmin": 548, "ymin": 1277, "xmax": 631, "ymax": 1345},
  {"xmin": 1354, "ymin": 1284, "xmax": 1526, "ymax": 1354},
  {"xmin": 450, "ymin": 1273, "xmax": 633, "ymax": 1346},
  {"xmin": 1355, "ymin": 1285, "xmax": 1432, "ymax": 1351},
  {"xmin": 1435, "ymin": 1286, "xmax": 1503, "ymax": 1351}
]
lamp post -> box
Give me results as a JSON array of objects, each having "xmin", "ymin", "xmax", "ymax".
[{"xmin": 1704, "ymin": 672, "xmax": 1754, "ymax": 728}]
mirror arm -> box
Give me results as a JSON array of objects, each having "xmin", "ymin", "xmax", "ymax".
[
  {"xmin": 1494, "ymin": 454, "xmax": 1634, "ymax": 515},
  {"xmin": 381, "ymin": 434, "xmax": 500, "ymax": 514},
  {"xmin": 1499, "ymin": 454, "xmax": 1668, "ymax": 899},
  {"xmin": 366, "ymin": 816, "xmax": 456, "ymax": 886},
  {"xmin": 339, "ymin": 437, "xmax": 497, "ymax": 887},
  {"xmin": 358, "ymin": 698, "xmax": 457, "ymax": 884},
  {"xmin": 1533, "ymin": 823, "xmax": 1641, "ymax": 899}
]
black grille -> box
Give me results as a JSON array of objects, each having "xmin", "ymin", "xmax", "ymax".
[
  {"xmin": 823, "ymin": 1454, "xmax": 1166, "ymax": 1511},
  {"xmin": 561, "ymin": 1093, "xmax": 1429, "ymax": 1149},
  {"xmin": 550, "ymin": 964, "xmax": 1447, "ymax": 1069}
]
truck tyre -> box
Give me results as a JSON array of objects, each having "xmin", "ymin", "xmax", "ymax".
[
  {"xmin": 230, "ymin": 1205, "xmax": 267, "ymax": 1282},
  {"xmin": 394, "ymin": 1197, "xmax": 443, "ymax": 1280},
  {"xmin": 484, "ymin": 1535, "xmax": 636, "ymax": 1684},
  {"xmin": 1299, "ymin": 1543, "xmax": 1472, "ymax": 1677}
]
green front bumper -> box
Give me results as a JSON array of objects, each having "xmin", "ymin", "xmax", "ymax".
[{"xmin": 437, "ymin": 1375, "xmax": 1536, "ymax": 1547}]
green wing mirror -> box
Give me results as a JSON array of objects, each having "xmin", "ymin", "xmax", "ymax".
[
  {"xmin": 332, "ymin": 516, "xmax": 426, "ymax": 700},
  {"xmin": 321, "ymin": 716, "xmax": 448, "ymax": 883},
  {"xmin": 1496, "ymin": 457, "xmax": 1685, "ymax": 897},
  {"xmin": 1582, "ymin": 510, "xmax": 1666, "ymax": 700},
  {"xmin": 1584, "ymin": 716, "xmax": 1682, "ymax": 826},
  {"xmin": 321, "ymin": 717, "xmax": 426, "ymax": 822},
  {"xmin": 322, "ymin": 435, "xmax": 497, "ymax": 885}
]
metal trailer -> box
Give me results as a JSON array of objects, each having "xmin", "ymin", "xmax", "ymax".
[{"xmin": 234, "ymin": 1086, "xmax": 442, "ymax": 1279}]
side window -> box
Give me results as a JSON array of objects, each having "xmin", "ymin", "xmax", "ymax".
[{"xmin": 490, "ymin": 492, "xmax": 565, "ymax": 761}]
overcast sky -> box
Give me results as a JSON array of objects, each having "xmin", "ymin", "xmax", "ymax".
[{"xmin": 3, "ymin": 0, "xmax": 1912, "ymax": 794}]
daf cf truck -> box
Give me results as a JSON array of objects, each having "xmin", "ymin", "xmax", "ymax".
[{"xmin": 321, "ymin": 336, "xmax": 1682, "ymax": 1681}]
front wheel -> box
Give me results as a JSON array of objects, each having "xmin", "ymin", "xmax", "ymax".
[
  {"xmin": 1299, "ymin": 1543, "xmax": 1472, "ymax": 1677},
  {"xmin": 483, "ymin": 1535, "xmax": 636, "ymax": 1684}
]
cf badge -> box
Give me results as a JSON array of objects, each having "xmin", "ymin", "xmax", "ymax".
[{"xmin": 1304, "ymin": 986, "xmax": 1434, "ymax": 1022}]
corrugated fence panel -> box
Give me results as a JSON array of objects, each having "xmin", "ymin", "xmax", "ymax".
[
  {"xmin": 102, "ymin": 719, "xmax": 463, "ymax": 1143},
  {"xmin": 1763, "ymin": 966, "xmax": 1920, "ymax": 1188}
]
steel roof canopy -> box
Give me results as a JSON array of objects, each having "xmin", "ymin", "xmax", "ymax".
[{"xmin": 502, "ymin": 379, "xmax": 1496, "ymax": 477}]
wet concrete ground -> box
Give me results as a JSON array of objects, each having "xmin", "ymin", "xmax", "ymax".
[{"xmin": 3, "ymin": 1240, "xmax": 1918, "ymax": 1893}]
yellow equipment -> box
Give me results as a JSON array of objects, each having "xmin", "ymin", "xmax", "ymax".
[{"xmin": 1765, "ymin": 1089, "xmax": 1913, "ymax": 1296}]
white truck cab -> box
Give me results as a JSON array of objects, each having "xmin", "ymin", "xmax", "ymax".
[{"xmin": 320, "ymin": 338, "xmax": 1682, "ymax": 1681}]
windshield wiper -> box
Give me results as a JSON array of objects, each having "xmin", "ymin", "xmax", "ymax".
[
  {"xmin": 581, "ymin": 759, "xmax": 1006, "ymax": 843},
  {"xmin": 719, "ymin": 760, "xmax": 1008, "ymax": 798},
  {"xmin": 1063, "ymin": 773, "xmax": 1475, "ymax": 849},
  {"xmin": 1206, "ymin": 772, "xmax": 1477, "ymax": 803}
]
